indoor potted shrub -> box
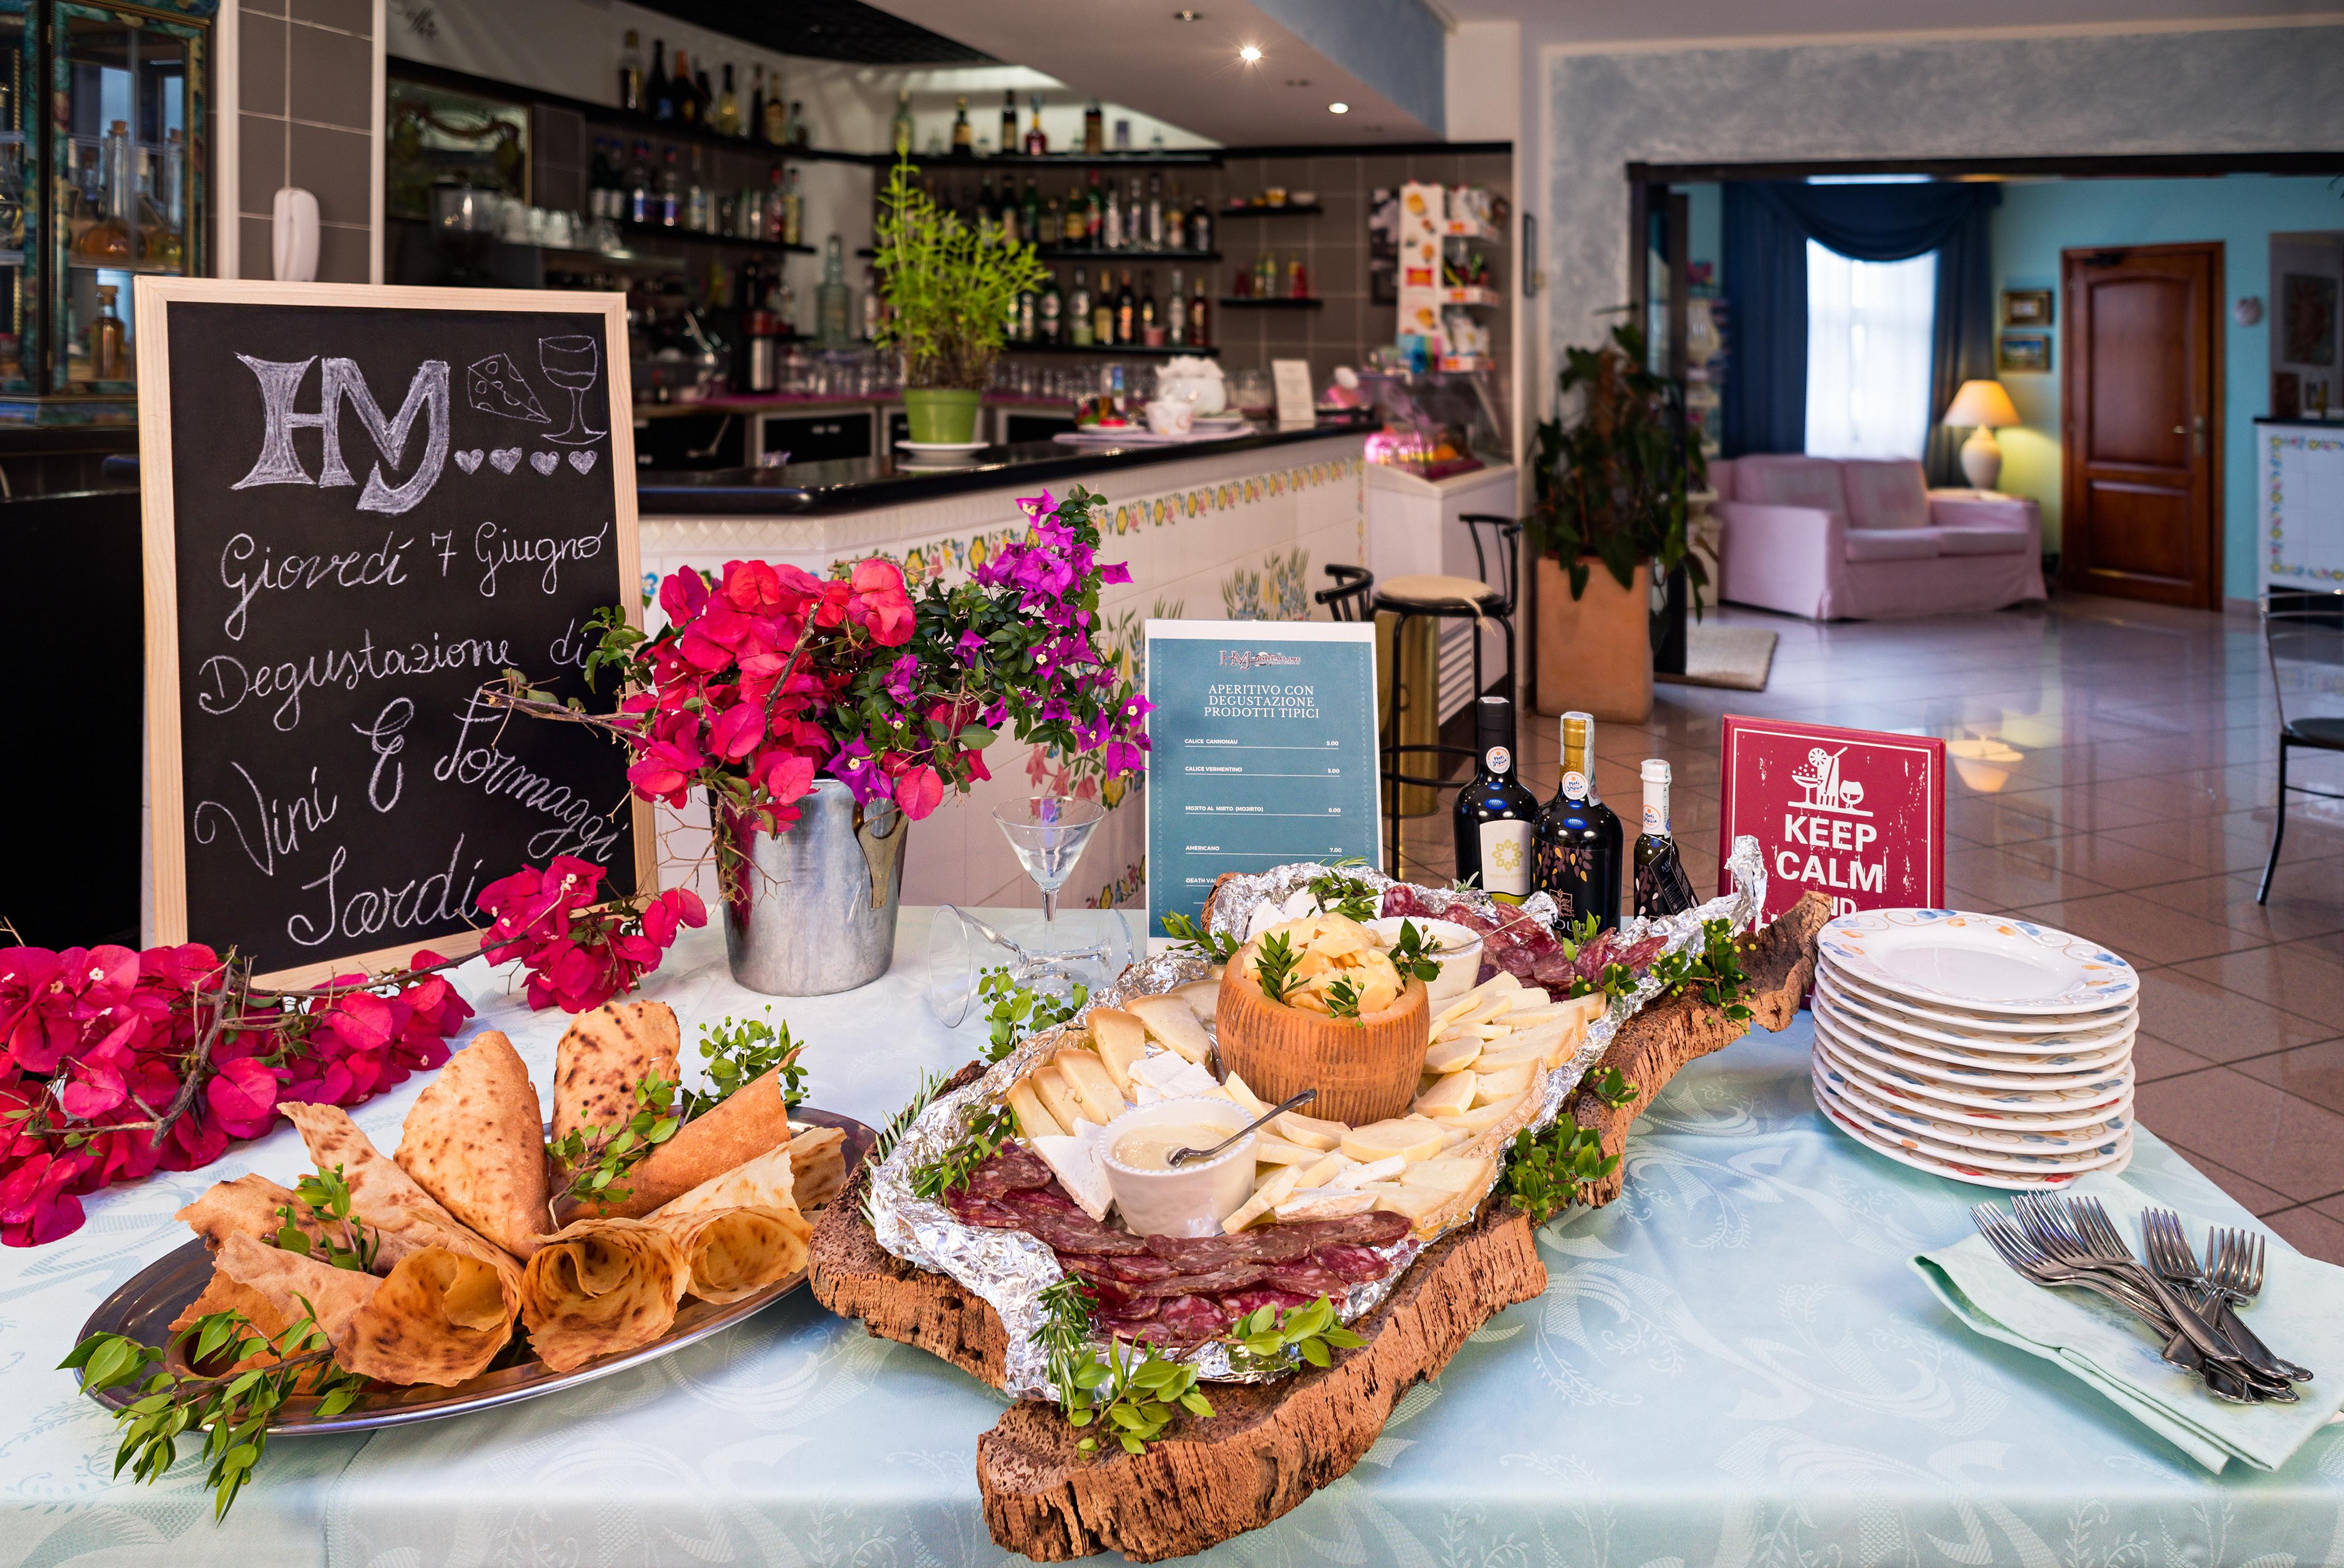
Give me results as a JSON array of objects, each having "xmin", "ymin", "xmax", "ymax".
[
  {"xmin": 1527, "ymin": 324, "xmax": 1706, "ymax": 723},
  {"xmin": 872, "ymin": 159, "xmax": 1046, "ymax": 446}
]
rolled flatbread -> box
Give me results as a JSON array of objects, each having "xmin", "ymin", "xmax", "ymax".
[
  {"xmin": 519, "ymin": 1217, "xmax": 690, "ymax": 1373},
  {"xmin": 654, "ymin": 1142, "xmax": 798, "ymax": 1220},
  {"xmin": 785, "ymin": 1126, "xmax": 848, "ymax": 1211},
  {"xmin": 648, "ymin": 1206, "xmax": 812, "ymax": 1305},
  {"xmin": 551, "ymin": 1000, "xmax": 681, "ymax": 1151},
  {"xmin": 395, "ymin": 1030, "xmax": 550, "ymax": 1258},
  {"xmin": 562, "ymin": 1066, "xmax": 794, "ymax": 1223},
  {"xmin": 176, "ymin": 1171, "xmax": 425, "ymax": 1271},
  {"xmin": 214, "ymin": 1232, "xmax": 512, "ymax": 1386},
  {"xmin": 278, "ymin": 1102, "xmax": 525, "ymax": 1311}
]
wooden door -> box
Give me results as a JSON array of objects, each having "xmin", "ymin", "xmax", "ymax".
[{"xmin": 2060, "ymin": 243, "xmax": 2223, "ymax": 608}]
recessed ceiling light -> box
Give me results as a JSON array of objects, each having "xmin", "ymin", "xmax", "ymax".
[
  {"xmin": 1238, "ymin": 44, "xmax": 1262, "ymax": 62},
  {"xmin": 1173, "ymin": 9, "xmax": 1201, "ymax": 19},
  {"xmin": 1328, "ymin": 101, "xmax": 1349, "ymax": 114}
]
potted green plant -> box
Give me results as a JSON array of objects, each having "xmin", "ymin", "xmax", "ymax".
[
  {"xmin": 872, "ymin": 160, "xmax": 1047, "ymax": 445},
  {"xmin": 1526, "ymin": 323, "xmax": 1707, "ymax": 722}
]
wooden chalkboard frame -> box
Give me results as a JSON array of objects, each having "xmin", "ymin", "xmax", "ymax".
[{"xmin": 133, "ymin": 278, "xmax": 654, "ymax": 986}]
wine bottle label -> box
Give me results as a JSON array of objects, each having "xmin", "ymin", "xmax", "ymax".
[
  {"xmin": 1478, "ymin": 820, "xmax": 1533, "ymax": 899},
  {"xmin": 1562, "ymin": 769, "xmax": 1588, "ymax": 800},
  {"xmin": 1485, "ymin": 745, "xmax": 1511, "ymax": 775},
  {"xmin": 1643, "ymin": 800, "xmax": 1666, "ymax": 833}
]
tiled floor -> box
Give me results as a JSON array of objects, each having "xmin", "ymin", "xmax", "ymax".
[{"xmin": 1391, "ymin": 592, "xmax": 2344, "ymax": 1261}]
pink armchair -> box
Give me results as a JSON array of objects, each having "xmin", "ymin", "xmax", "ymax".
[{"xmin": 1711, "ymin": 455, "xmax": 2046, "ymax": 621}]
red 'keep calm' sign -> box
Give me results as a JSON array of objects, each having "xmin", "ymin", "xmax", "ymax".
[{"xmin": 1717, "ymin": 716, "xmax": 1946, "ymax": 922}]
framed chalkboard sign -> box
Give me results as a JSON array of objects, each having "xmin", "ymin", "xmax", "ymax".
[{"xmin": 135, "ymin": 279, "xmax": 652, "ymax": 984}]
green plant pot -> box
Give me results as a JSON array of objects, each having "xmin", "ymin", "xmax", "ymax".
[{"xmin": 903, "ymin": 388, "xmax": 983, "ymax": 445}]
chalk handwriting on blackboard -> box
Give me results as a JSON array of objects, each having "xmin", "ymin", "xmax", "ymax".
[
  {"xmin": 232, "ymin": 355, "xmax": 450, "ymax": 515},
  {"xmin": 354, "ymin": 698, "xmax": 412, "ymax": 812},
  {"xmin": 193, "ymin": 762, "xmax": 338, "ymax": 877},
  {"xmin": 196, "ymin": 628, "xmax": 515, "ymax": 730},
  {"xmin": 473, "ymin": 517, "xmax": 609, "ymax": 597},
  {"xmin": 465, "ymin": 352, "xmax": 550, "ymax": 423},
  {"xmin": 219, "ymin": 530, "xmax": 412, "ymax": 641},
  {"xmin": 287, "ymin": 835, "xmax": 484, "ymax": 949}
]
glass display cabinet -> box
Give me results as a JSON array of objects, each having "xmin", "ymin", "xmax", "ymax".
[{"xmin": 0, "ymin": 0, "xmax": 212, "ymax": 426}]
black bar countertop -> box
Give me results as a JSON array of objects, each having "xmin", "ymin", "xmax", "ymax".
[
  {"xmin": 637, "ymin": 418, "xmax": 1370, "ymax": 517},
  {"xmin": 2254, "ymin": 415, "xmax": 2344, "ymax": 429}
]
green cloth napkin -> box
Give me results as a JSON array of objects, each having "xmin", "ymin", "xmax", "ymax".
[{"xmin": 1911, "ymin": 1171, "xmax": 2344, "ymax": 1474}]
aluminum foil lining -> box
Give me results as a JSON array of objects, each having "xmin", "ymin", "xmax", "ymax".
[{"xmin": 866, "ymin": 836, "xmax": 1769, "ymax": 1399}]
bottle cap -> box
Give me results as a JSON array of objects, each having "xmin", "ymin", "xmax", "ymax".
[{"xmin": 1641, "ymin": 759, "xmax": 1671, "ymax": 784}]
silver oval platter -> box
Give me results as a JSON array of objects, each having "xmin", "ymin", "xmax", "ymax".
[{"xmin": 76, "ymin": 1108, "xmax": 875, "ymax": 1436}]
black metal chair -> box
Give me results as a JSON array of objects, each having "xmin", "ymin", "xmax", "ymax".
[
  {"xmin": 1316, "ymin": 562, "xmax": 1374, "ymax": 622},
  {"xmin": 1369, "ymin": 513, "xmax": 1521, "ymax": 878},
  {"xmin": 2258, "ymin": 586, "xmax": 2344, "ymax": 903}
]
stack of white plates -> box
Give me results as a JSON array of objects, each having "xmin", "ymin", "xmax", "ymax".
[{"xmin": 1810, "ymin": 909, "xmax": 2139, "ymax": 1190}]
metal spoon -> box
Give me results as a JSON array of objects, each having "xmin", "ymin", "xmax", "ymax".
[{"xmin": 1166, "ymin": 1089, "xmax": 1316, "ymax": 1167}]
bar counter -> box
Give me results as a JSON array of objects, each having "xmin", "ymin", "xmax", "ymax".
[{"xmin": 635, "ymin": 420, "xmax": 1373, "ymax": 911}]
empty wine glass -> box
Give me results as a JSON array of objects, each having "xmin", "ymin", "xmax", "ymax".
[
  {"xmin": 539, "ymin": 333, "xmax": 605, "ymax": 445},
  {"xmin": 924, "ymin": 901, "xmax": 1133, "ymax": 1027},
  {"xmin": 996, "ymin": 795, "xmax": 1105, "ymax": 945}
]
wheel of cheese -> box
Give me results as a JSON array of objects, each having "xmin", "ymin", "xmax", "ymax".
[{"xmin": 1215, "ymin": 944, "xmax": 1430, "ymax": 1126}]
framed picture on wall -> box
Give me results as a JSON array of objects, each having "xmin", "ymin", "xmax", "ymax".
[
  {"xmin": 1999, "ymin": 331, "xmax": 2052, "ymax": 373},
  {"xmin": 2002, "ymin": 288, "xmax": 2054, "ymax": 327}
]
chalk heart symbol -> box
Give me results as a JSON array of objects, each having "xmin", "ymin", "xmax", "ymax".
[
  {"xmin": 453, "ymin": 449, "xmax": 484, "ymax": 474},
  {"xmin": 530, "ymin": 451, "xmax": 559, "ymax": 475},
  {"xmin": 489, "ymin": 447, "xmax": 523, "ymax": 474},
  {"xmin": 568, "ymin": 450, "xmax": 598, "ymax": 474}
]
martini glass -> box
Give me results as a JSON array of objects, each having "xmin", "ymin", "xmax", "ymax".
[{"xmin": 922, "ymin": 796, "xmax": 1126, "ymax": 1026}]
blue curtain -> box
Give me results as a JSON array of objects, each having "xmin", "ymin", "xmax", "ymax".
[{"xmin": 1718, "ymin": 182, "xmax": 2001, "ymax": 484}]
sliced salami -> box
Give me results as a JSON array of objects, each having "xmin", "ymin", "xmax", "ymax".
[
  {"xmin": 1127, "ymin": 1263, "xmax": 1272, "ymax": 1298},
  {"xmin": 943, "ymin": 1192, "xmax": 1027, "ymax": 1229},
  {"xmin": 1014, "ymin": 1210, "xmax": 1150, "ymax": 1256},
  {"xmin": 1142, "ymin": 1226, "xmax": 1317, "ymax": 1267},
  {"xmin": 1262, "ymin": 1260, "xmax": 1344, "ymax": 1296},
  {"xmin": 1085, "ymin": 1251, "xmax": 1181, "ymax": 1283},
  {"xmin": 965, "ymin": 1144, "xmax": 1055, "ymax": 1196},
  {"xmin": 1150, "ymin": 1294, "xmax": 1233, "ymax": 1344},
  {"xmin": 1222, "ymin": 1287, "xmax": 1317, "ymax": 1320},
  {"xmin": 1003, "ymin": 1186, "xmax": 1080, "ymax": 1215},
  {"xmin": 1312, "ymin": 1243, "xmax": 1390, "ymax": 1283}
]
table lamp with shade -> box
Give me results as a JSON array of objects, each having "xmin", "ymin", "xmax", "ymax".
[{"xmin": 1942, "ymin": 379, "xmax": 2020, "ymax": 492}]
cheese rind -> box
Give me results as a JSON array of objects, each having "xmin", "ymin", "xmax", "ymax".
[
  {"xmin": 1056, "ymin": 1048, "xmax": 1129, "ymax": 1125},
  {"xmin": 1007, "ymin": 1080, "xmax": 1064, "ymax": 1141},
  {"xmin": 1032, "ymin": 1133, "xmax": 1112, "ymax": 1220},
  {"xmin": 1088, "ymin": 1008, "xmax": 1150, "ymax": 1093}
]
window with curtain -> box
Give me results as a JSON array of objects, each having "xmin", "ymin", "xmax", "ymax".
[{"xmin": 1804, "ymin": 241, "xmax": 1938, "ymax": 460}]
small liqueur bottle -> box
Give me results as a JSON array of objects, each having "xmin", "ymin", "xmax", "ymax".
[
  {"xmin": 1454, "ymin": 696, "xmax": 1539, "ymax": 903},
  {"xmin": 952, "ymin": 95, "xmax": 973, "ymax": 157},
  {"xmin": 89, "ymin": 283, "xmax": 126, "ymax": 381},
  {"xmin": 618, "ymin": 30, "xmax": 645, "ymax": 113},
  {"xmin": 1533, "ymin": 710, "xmax": 1623, "ymax": 931},
  {"xmin": 1024, "ymin": 95, "xmax": 1049, "ymax": 156},
  {"xmin": 1633, "ymin": 759, "xmax": 1698, "ymax": 917}
]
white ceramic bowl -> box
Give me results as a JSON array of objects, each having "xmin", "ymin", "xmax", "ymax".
[
  {"xmin": 1099, "ymin": 1097, "xmax": 1257, "ymax": 1237},
  {"xmin": 1367, "ymin": 916, "xmax": 1486, "ymax": 1007}
]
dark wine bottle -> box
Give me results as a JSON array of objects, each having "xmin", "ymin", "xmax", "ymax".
[
  {"xmin": 1633, "ymin": 759, "xmax": 1698, "ymax": 918},
  {"xmin": 1533, "ymin": 710, "xmax": 1622, "ymax": 931},
  {"xmin": 1453, "ymin": 696, "xmax": 1539, "ymax": 903}
]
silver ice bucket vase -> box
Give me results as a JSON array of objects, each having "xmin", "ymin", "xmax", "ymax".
[{"xmin": 720, "ymin": 778, "xmax": 907, "ymax": 995}]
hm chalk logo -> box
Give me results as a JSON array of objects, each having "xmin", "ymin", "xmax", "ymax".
[
  {"xmin": 1218, "ymin": 649, "xmax": 1300, "ymax": 669},
  {"xmin": 1790, "ymin": 747, "xmax": 1870, "ymax": 817}
]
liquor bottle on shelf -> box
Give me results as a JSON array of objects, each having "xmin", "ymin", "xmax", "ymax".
[
  {"xmin": 685, "ymin": 146, "xmax": 712, "ymax": 231},
  {"xmin": 695, "ymin": 61, "xmax": 714, "ymax": 124},
  {"xmin": 763, "ymin": 83, "xmax": 787, "ymax": 144},
  {"xmin": 1025, "ymin": 94, "xmax": 1048, "ymax": 156},
  {"xmin": 1139, "ymin": 271, "xmax": 1160, "ymax": 344},
  {"xmin": 1091, "ymin": 277, "xmax": 1113, "ymax": 348},
  {"xmin": 1166, "ymin": 267, "xmax": 1185, "ymax": 345},
  {"xmin": 1455, "ymin": 696, "xmax": 1540, "ymax": 903},
  {"xmin": 143, "ymin": 128, "xmax": 185, "ymax": 267},
  {"xmin": 1063, "ymin": 184, "xmax": 1086, "ymax": 244},
  {"xmin": 1128, "ymin": 177, "xmax": 1145, "ymax": 248},
  {"xmin": 1289, "ymin": 258, "xmax": 1308, "ymax": 299},
  {"xmin": 628, "ymin": 141, "xmax": 654, "ymax": 223},
  {"xmin": 1068, "ymin": 266, "xmax": 1094, "ymax": 347},
  {"xmin": 1633, "ymin": 760, "xmax": 1698, "ymax": 918},
  {"xmin": 649, "ymin": 39, "xmax": 673, "ymax": 121},
  {"xmin": 892, "ymin": 89, "xmax": 915, "ymax": 157},
  {"xmin": 952, "ymin": 95, "xmax": 973, "ymax": 157},
  {"xmin": 748, "ymin": 65, "xmax": 766, "ymax": 143},
  {"xmin": 781, "ymin": 167, "xmax": 804, "ymax": 246},
  {"xmin": 618, "ymin": 30, "xmax": 645, "ymax": 113},
  {"xmin": 1039, "ymin": 271, "xmax": 1063, "ymax": 344},
  {"xmin": 977, "ymin": 175, "xmax": 996, "ymax": 243},
  {"xmin": 864, "ymin": 263, "xmax": 883, "ymax": 340},
  {"xmin": 1533, "ymin": 711, "xmax": 1623, "ymax": 932},
  {"xmin": 1189, "ymin": 190, "xmax": 1212, "ymax": 254},
  {"xmin": 1102, "ymin": 178, "xmax": 1122, "ymax": 250},
  {"xmin": 1145, "ymin": 175, "xmax": 1164, "ymax": 250},
  {"xmin": 1084, "ymin": 171, "xmax": 1103, "ymax": 244},
  {"xmin": 657, "ymin": 146, "xmax": 681, "ymax": 227},
  {"xmin": 1022, "ymin": 176, "xmax": 1042, "ymax": 248},
  {"xmin": 75, "ymin": 121, "xmax": 132, "ymax": 261},
  {"xmin": 1187, "ymin": 276, "xmax": 1210, "ymax": 347},
  {"xmin": 1113, "ymin": 270, "xmax": 1136, "ymax": 344},
  {"xmin": 1083, "ymin": 98, "xmax": 1104, "ymax": 156},
  {"xmin": 715, "ymin": 64, "xmax": 740, "ymax": 137},
  {"xmin": 672, "ymin": 50, "xmax": 698, "ymax": 124},
  {"xmin": 1001, "ymin": 89, "xmax": 1020, "ymax": 155},
  {"xmin": 816, "ymin": 235, "xmax": 852, "ymax": 346},
  {"xmin": 786, "ymin": 100, "xmax": 809, "ymax": 148},
  {"xmin": 88, "ymin": 283, "xmax": 125, "ymax": 382},
  {"xmin": 1165, "ymin": 181, "xmax": 1186, "ymax": 251}
]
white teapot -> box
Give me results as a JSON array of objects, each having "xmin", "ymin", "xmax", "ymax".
[{"xmin": 1153, "ymin": 355, "xmax": 1226, "ymax": 416}]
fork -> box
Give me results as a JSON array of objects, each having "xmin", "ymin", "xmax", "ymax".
[
  {"xmin": 2144, "ymin": 1210, "xmax": 2311, "ymax": 1385},
  {"xmin": 2208, "ymin": 1226, "xmax": 2313, "ymax": 1384},
  {"xmin": 1969, "ymin": 1205, "xmax": 2259, "ymax": 1403}
]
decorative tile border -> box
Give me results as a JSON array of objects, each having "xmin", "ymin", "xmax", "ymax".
[{"xmin": 2265, "ymin": 429, "xmax": 2344, "ymax": 584}]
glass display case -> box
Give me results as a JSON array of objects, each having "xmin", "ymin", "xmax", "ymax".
[
  {"xmin": 0, "ymin": 0, "xmax": 212, "ymax": 425},
  {"xmin": 1358, "ymin": 365, "xmax": 1509, "ymax": 479}
]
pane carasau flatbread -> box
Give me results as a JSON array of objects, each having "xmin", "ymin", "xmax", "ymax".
[
  {"xmin": 215, "ymin": 1232, "xmax": 512, "ymax": 1386},
  {"xmin": 395, "ymin": 1030, "xmax": 550, "ymax": 1258},
  {"xmin": 550, "ymin": 1001, "xmax": 681, "ymax": 1198},
  {"xmin": 566, "ymin": 1066, "xmax": 794, "ymax": 1222},
  {"xmin": 519, "ymin": 1216, "xmax": 690, "ymax": 1373}
]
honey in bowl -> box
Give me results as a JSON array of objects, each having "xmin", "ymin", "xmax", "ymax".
[{"xmin": 1112, "ymin": 1121, "xmax": 1235, "ymax": 1172}]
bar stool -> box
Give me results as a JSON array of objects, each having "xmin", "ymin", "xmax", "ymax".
[
  {"xmin": 1316, "ymin": 562, "xmax": 1375, "ymax": 622},
  {"xmin": 1371, "ymin": 513, "xmax": 1521, "ymax": 878}
]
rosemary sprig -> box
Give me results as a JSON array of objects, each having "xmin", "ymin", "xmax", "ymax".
[
  {"xmin": 1386, "ymin": 918, "xmax": 1443, "ymax": 984},
  {"xmin": 977, "ymin": 968, "xmax": 1088, "ymax": 1064},
  {"xmin": 547, "ymin": 1072, "xmax": 681, "ymax": 1213},
  {"xmin": 1252, "ymin": 932, "xmax": 1303, "ymax": 1005},
  {"xmin": 1160, "ymin": 911, "xmax": 1242, "ymax": 965},
  {"xmin": 1223, "ymin": 1295, "xmax": 1365, "ymax": 1372},
  {"xmin": 271, "ymin": 1166, "xmax": 377, "ymax": 1273},
  {"xmin": 676, "ymin": 1011, "xmax": 806, "ymax": 1122},
  {"xmin": 1651, "ymin": 918, "xmax": 1755, "ymax": 1022},
  {"xmin": 1060, "ymin": 1336, "xmax": 1215, "ymax": 1456},
  {"xmin": 1304, "ymin": 858, "xmax": 1381, "ymax": 922},
  {"xmin": 908, "ymin": 1102, "xmax": 1019, "ymax": 1202},
  {"xmin": 1501, "ymin": 1121, "xmax": 1620, "ymax": 1225},
  {"xmin": 1033, "ymin": 1276, "xmax": 1099, "ymax": 1410},
  {"xmin": 63, "ymin": 1307, "xmax": 369, "ymax": 1521},
  {"xmin": 861, "ymin": 1067, "xmax": 949, "ymax": 1229}
]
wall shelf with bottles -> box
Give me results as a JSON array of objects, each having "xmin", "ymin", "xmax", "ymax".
[
  {"xmin": 1033, "ymin": 246, "xmax": 1218, "ymax": 263},
  {"xmin": 1001, "ymin": 342, "xmax": 1220, "ymax": 359},
  {"xmin": 898, "ymin": 153, "xmax": 1222, "ymax": 172},
  {"xmin": 1218, "ymin": 203, "xmax": 1323, "ymax": 218},
  {"xmin": 1219, "ymin": 296, "xmax": 1322, "ymax": 309},
  {"xmin": 617, "ymin": 219, "xmax": 813, "ymax": 256},
  {"xmin": 0, "ymin": 1, "xmax": 212, "ymax": 426}
]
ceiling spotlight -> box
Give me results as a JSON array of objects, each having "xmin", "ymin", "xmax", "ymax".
[
  {"xmin": 1238, "ymin": 44, "xmax": 1262, "ymax": 62},
  {"xmin": 1328, "ymin": 101, "xmax": 1349, "ymax": 114},
  {"xmin": 1173, "ymin": 8, "xmax": 1201, "ymax": 18}
]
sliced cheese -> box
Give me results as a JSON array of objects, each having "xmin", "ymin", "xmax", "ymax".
[
  {"xmin": 1032, "ymin": 1132, "xmax": 1112, "ymax": 1220},
  {"xmin": 1472, "ymin": 1041, "xmax": 1556, "ymax": 1074},
  {"xmin": 1432, "ymin": 992, "xmax": 1510, "ymax": 1036},
  {"xmin": 1127, "ymin": 994, "xmax": 1213, "ymax": 1064},
  {"xmin": 1250, "ymin": 1134, "xmax": 1320, "ymax": 1166},
  {"xmin": 1423, "ymin": 1032, "xmax": 1485, "ymax": 1074},
  {"xmin": 1274, "ymin": 1187, "xmax": 1375, "ymax": 1221},
  {"xmin": 1502, "ymin": 986, "xmax": 1552, "ymax": 1010},
  {"xmin": 1006, "ymin": 1079, "xmax": 1064, "ymax": 1141},
  {"xmin": 1088, "ymin": 1007, "xmax": 1150, "ymax": 1093},
  {"xmin": 1293, "ymin": 1152, "xmax": 1349, "ymax": 1189},
  {"xmin": 1430, "ymin": 1099, "xmax": 1523, "ymax": 1137},
  {"xmin": 1413, "ymin": 1071, "xmax": 1479, "ymax": 1118},
  {"xmin": 1250, "ymin": 1161, "xmax": 1305, "ymax": 1200},
  {"xmin": 1224, "ymin": 1162, "xmax": 1304, "ymax": 1232},
  {"xmin": 1220, "ymin": 1071, "xmax": 1268, "ymax": 1117},
  {"xmin": 1435, "ymin": 1124, "xmax": 1475, "ymax": 1151},
  {"xmin": 1272, "ymin": 1113, "xmax": 1344, "ymax": 1152},
  {"xmin": 1366, "ymin": 1184, "xmax": 1452, "ymax": 1224},
  {"xmin": 1055, "ymin": 1048, "xmax": 1129, "ymax": 1126},
  {"xmin": 1171, "ymin": 978, "xmax": 1221, "ymax": 1019},
  {"xmin": 1472, "ymin": 1061, "xmax": 1536, "ymax": 1107},
  {"xmin": 1330, "ymin": 1154, "xmax": 1407, "ymax": 1187},
  {"xmin": 1559, "ymin": 991, "xmax": 1608, "ymax": 1028},
  {"xmin": 1030, "ymin": 1066, "xmax": 1087, "ymax": 1133},
  {"xmin": 1401, "ymin": 1155, "xmax": 1494, "ymax": 1196},
  {"xmin": 1341, "ymin": 1118, "xmax": 1448, "ymax": 1164}
]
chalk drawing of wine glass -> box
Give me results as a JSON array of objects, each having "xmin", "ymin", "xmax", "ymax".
[{"xmin": 538, "ymin": 334, "xmax": 604, "ymax": 446}]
